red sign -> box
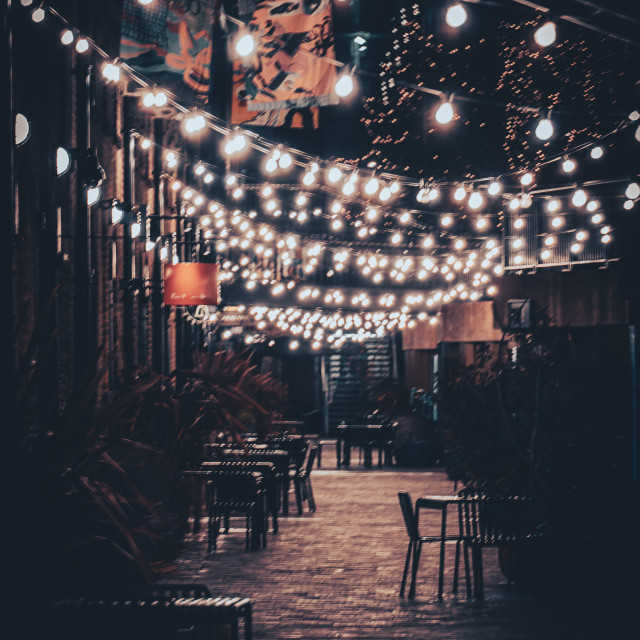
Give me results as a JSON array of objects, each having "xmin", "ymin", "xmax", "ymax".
[{"xmin": 163, "ymin": 263, "xmax": 219, "ymax": 306}]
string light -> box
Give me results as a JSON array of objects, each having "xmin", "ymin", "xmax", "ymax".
[
  {"xmin": 534, "ymin": 21, "xmax": 557, "ymax": 47},
  {"xmin": 445, "ymin": 3, "xmax": 468, "ymax": 29},
  {"xmin": 435, "ymin": 98, "xmax": 455, "ymax": 125},
  {"xmin": 534, "ymin": 116, "xmax": 554, "ymax": 141}
]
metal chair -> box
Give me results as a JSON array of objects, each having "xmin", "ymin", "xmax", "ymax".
[
  {"xmin": 461, "ymin": 493, "xmax": 543, "ymax": 598},
  {"xmin": 398, "ymin": 491, "xmax": 470, "ymax": 598},
  {"xmin": 206, "ymin": 471, "xmax": 266, "ymax": 552},
  {"xmin": 293, "ymin": 446, "xmax": 317, "ymax": 514}
]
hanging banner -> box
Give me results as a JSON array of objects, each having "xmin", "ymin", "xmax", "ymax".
[
  {"xmin": 231, "ymin": 0, "xmax": 338, "ymax": 127},
  {"xmin": 163, "ymin": 263, "xmax": 219, "ymax": 306},
  {"xmin": 120, "ymin": 0, "xmax": 214, "ymax": 104}
]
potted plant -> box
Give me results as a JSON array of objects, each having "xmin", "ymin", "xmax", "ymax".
[{"xmin": 436, "ymin": 315, "xmax": 638, "ymax": 606}]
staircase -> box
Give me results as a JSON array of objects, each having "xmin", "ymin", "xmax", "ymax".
[{"xmin": 325, "ymin": 338, "xmax": 393, "ymax": 429}]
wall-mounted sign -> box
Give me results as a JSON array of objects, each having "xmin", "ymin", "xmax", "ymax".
[{"xmin": 163, "ymin": 263, "xmax": 219, "ymax": 306}]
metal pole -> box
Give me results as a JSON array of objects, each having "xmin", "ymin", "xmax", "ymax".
[
  {"xmin": 1, "ymin": 0, "xmax": 15, "ymax": 425},
  {"xmin": 151, "ymin": 118, "xmax": 164, "ymax": 372},
  {"xmin": 122, "ymin": 106, "xmax": 134, "ymax": 370},
  {"xmin": 630, "ymin": 325, "xmax": 638, "ymax": 484},
  {"xmin": 73, "ymin": 63, "xmax": 92, "ymax": 388}
]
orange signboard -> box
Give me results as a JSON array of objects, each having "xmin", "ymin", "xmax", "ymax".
[{"xmin": 163, "ymin": 263, "xmax": 219, "ymax": 306}]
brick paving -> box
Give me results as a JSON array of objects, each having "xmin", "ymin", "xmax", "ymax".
[{"xmin": 173, "ymin": 448, "xmax": 629, "ymax": 639}]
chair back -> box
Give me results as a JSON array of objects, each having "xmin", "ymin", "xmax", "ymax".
[
  {"xmin": 398, "ymin": 491, "xmax": 419, "ymax": 541},
  {"xmin": 300, "ymin": 446, "xmax": 317, "ymax": 478},
  {"xmin": 206, "ymin": 471, "xmax": 263, "ymax": 508},
  {"xmin": 462, "ymin": 494, "xmax": 541, "ymax": 545}
]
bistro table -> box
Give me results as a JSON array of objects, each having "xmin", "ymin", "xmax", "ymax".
[
  {"xmin": 336, "ymin": 424, "xmax": 395, "ymax": 468},
  {"xmin": 414, "ymin": 494, "xmax": 471, "ymax": 598}
]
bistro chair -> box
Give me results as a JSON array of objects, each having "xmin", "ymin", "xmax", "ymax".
[
  {"xmin": 293, "ymin": 446, "xmax": 317, "ymax": 514},
  {"xmin": 461, "ymin": 493, "xmax": 543, "ymax": 598},
  {"xmin": 398, "ymin": 491, "xmax": 470, "ymax": 598},
  {"xmin": 206, "ymin": 471, "xmax": 266, "ymax": 552}
]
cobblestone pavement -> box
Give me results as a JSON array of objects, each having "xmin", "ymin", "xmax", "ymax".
[{"xmin": 173, "ymin": 451, "xmax": 631, "ymax": 639}]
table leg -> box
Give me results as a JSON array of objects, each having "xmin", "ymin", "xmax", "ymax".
[{"xmin": 438, "ymin": 507, "xmax": 447, "ymax": 598}]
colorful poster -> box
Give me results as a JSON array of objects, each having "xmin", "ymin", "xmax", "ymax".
[
  {"xmin": 120, "ymin": 0, "xmax": 214, "ymax": 104},
  {"xmin": 231, "ymin": 0, "xmax": 338, "ymax": 127}
]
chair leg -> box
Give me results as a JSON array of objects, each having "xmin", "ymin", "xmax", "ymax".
[
  {"xmin": 305, "ymin": 478, "xmax": 316, "ymax": 512},
  {"xmin": 453, "ymin": 539, "xmax": 460, "ymax": 594},
  {"xmin": 408, "ymin": 540, "xmax": 423, "ymax": 599},
  {"xmin": 294, "ymin": 479, "xmax": 303, "ymax": 515},
  {"xmin": 400, "ymin": 540, "xmax": 413, "ymax": 597},
  {"xmin": 463, "ymin": 542, "xmax": 472, "ymax": 597}
]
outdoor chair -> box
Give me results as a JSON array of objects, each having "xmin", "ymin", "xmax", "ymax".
[
  {"xmin": 52, "ymin": 588, "xmax": 254, "ymax": 640},
  {"xmin": 202, "ymin": 461, "xmax": 280, "ymax": 533},
  {"xmin": 461, "ymin": 493, "xmax": 543, "ymax": 598},
  {"xmin": 206, "ymin": 471, "xmax": 267, "ymax": 552},
  {"xmin": 398, "ymin": 491, "xmax": 470, "ymax": 598},
  {"xmin": 293, "ymin": 446, "xmax": 317, "ymax": 514}
]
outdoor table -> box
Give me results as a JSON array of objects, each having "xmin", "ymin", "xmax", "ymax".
[
  {"xmin": 415, "ymin": 494, "xmax": 471, "ymax": 598},
  {"xmin": 336, "ymin": 424, "xmax": 393, "ymax": 467}
]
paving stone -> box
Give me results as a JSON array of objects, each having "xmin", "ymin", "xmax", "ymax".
[{"xmin": 172, "ymin": 462, "xmax": 631, "ymax": 639}]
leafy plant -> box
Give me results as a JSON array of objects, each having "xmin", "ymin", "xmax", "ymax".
[{"xmin": 436, "ymin": 316, "xmax": 632, "ymax": 537}]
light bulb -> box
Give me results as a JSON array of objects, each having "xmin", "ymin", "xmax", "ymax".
[
  {"xmin": 562, "ymin": 158, "xmax": 577, "ymax": 173},
  {"xmin": 154, "ymin": 91, "xmax": 168, "ymax": 107},
  {"xmin": 571, "ymin": 243, "xmax": 582, "ymax": 254},
  {"xmin": 102, "ymin": 62, "xmax": 121, "ymax": 82},
  {"xmin": 488, "ymin": 180, "xmax": 501, "ymax": 195},
  {"xmin": 453, "ymin": 186, "xmax": 466, "ymax": 201},
  {"xmin": 572, "ymin": 189, "xmax": 587, "ymax": 207},
  {"xmin": 624, "ymin": 200, "xmax": 635, "ymax": 210},
  {"xmin": 184, "ymin": 112, "xmax": 206, "ymax": 133},
  {"xmin": 75, "ymin": 38, "xmax": 89, "ymax": 53},
  {"xmin": 235, "ymin": 32, "xmax": 256, "ymax": 57},
  {"xmin": 590, "ymin": 146, "xmax": 604, "ymax": 159},
  {"xmin": 379, "ymin": 187, "xmax": 391, "ymax": 201},
  {"xmin": 365, "ymin": 176, "xmax": 379, "ymax": 194},
  {"xmin": 61, "ymin": 30, "xmax": 74, "ymax": 45},
  {"xmin": 435, "ymin": 100, "xmax": 454, "ymax": 125},
  {"xmin": 535, "ymin": 117, "xmax": 554, "ymax": 140},
  {"xmin": 334, "ymin": 73, "xmax": 355, "ymax": 98},
  {"xmin": 142, "ymin": 91, "xmax": 155, "ymax": 108},
  {"xmin": 534, "ymin": 21, "xmax": 556, "ymax": 47},
  {"xmin": 546, "ymin": 198, "xmax": 560, "ymax": 213},
  {"xmin": 31, "ymin": 7, "xmax": 45, "ymax": 22},
  {"xmin": 445, "ymin": 3, "xmax": 468, "ymax": 28},
  {"xmin": 520, "ymin": 172, "xmax": 534, "ymax": 186},
  {"xmin": 327, "ymin": 166, "xmax": 342, "ymax": 183},
  {"xmin": 468, "ymin": 191, "xmax": 484, "ymax": 210},
  {"xmin": 278, "ymin": 152, "xmax": 293, "ymax": 169},
  {"xmin": 625, "ymin": 182, "xmax": 640, "ymax": 200},
  {"xmin": 514, "ymin": 217, "xmax": 524, "ymax": 229}
]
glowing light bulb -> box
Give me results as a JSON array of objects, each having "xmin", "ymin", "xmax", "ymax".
[
  {"xmin": 379, "ymin": 187, "xmax": 391, "ymax": 201},
  {"xmin": 31, "ymin": 7, "xmax": 45, "ymax": 22},
  {"xmin": 551, "ymin": 216, "xmax": 563, "ymax": 228},
  {"xmin": 445, "ymin": 3, "xmax": 468, "ymax": 28},
  {"xmin": 102, "ymin": 62, "xmax": 121, "ymax": 82},
  {"xmin": 278, "ymin": 152, "xmax": 293, "ymax": 169},
  {"xmin": 590, "ymin": 146, "xmax": 604, "ymax": 159},
  {"xmin": 365, "ymin": 176, "xmax": 379, "ymax": 194},
  {"xmin": 534, "ymin": 21, "xmax": 556, "ymax": 47},
  {"xmin": 452, "ymin": 186, "xmax": 466, "ymax": 202},
  {"xmin": 514, "ymin": 217, "xmax": 524, "ymax": 229},
  {"xmin": 624, "ymin": 200, "xmax": 635, "ymax": 210},
  {"xmin": 576, "ymin": 230, "xmax": 588, "ymax": 242},
  {"xmin": 435, "ymin": 100, "xmax": 454, "ymax": 125},
  {"xmin": 327, "ymin": 166, "xmax": 342, "ymax": 183},
  {"xmin": 562, "ymin": 158, "xmax": 577, "ymax": 173},
  {"xmin": 488, "ymin": 180, "xmax": 501, "ymax": 195},
  {"xmin": 441, "ymin": 215, "xmax": 453, "ymax": 227},
  {"xmin": 546, "ymin": 198, "xmax": 560, "ymax": 213},
  {"xmin": 520, "ymin": 172, "xmax": 534, "ymax": 186},
  {"xmin": 184, "ymin": 111, "xmax": 206, "ymax": 133},
  {"xmin": 154, "ymin": 91, "xmax": 168, "ymax": 107},
  {"xmin": 60, "ymin": 30, "xmax": 74, "ymax": 45},
  {"xmin": 572, "ymin": 189, "xmax": 587, "ymax": 207},
  {"xmin": 468, "ymin": 192, "xmax": 484, "ymax": 210},
  {"xmin": 142, "ymin": 91, "xmax": 155, "ymax": 108},
  {"xmin": 534, "ymin": 117, "xmax": 554, "ymax": 140},
  {"xmin": 509, "ymin": 198, "xmax": 521, "ymax": 211},
  {"xmin": 334, "ymin": 73, "xmax": 355, "ymax": 98},
  {"xmin": 235, "ymin": 32, "xmax": 256, "ymax": 57},
  {"xmin": 75, "ymin": 38, "xmax": 89, "ymax": 53},
  {"xmin": 625, "ymin": 182, "xmax": 640, "ymax": 200}
]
